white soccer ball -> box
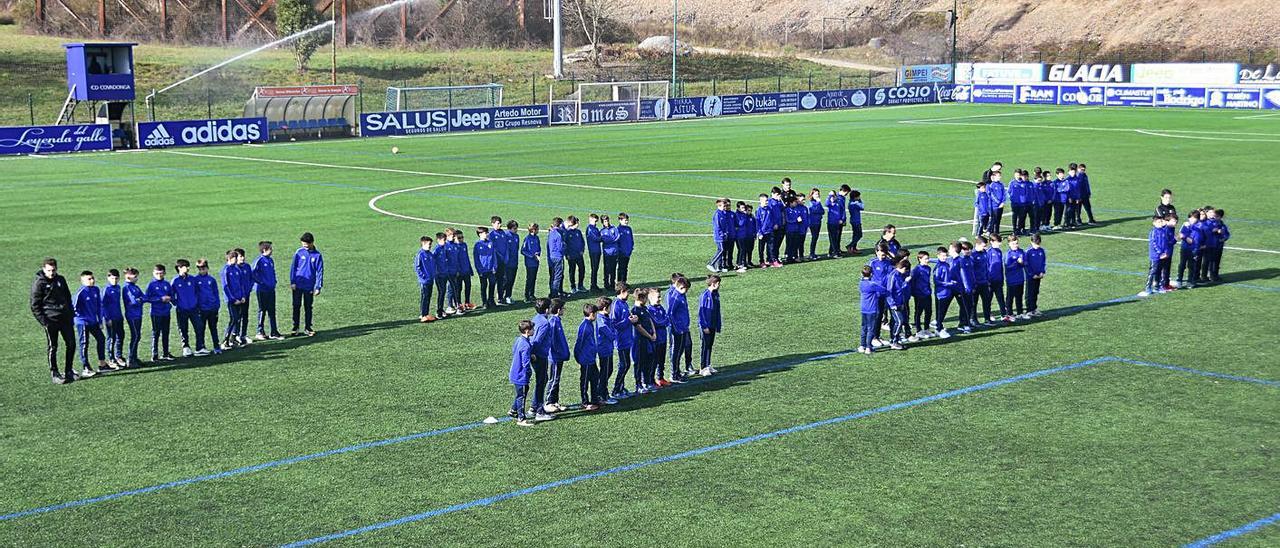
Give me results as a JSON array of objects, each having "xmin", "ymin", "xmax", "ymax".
[{"xmin": 391, "ymin": 146, "xmax": 400, "ymax": 154}]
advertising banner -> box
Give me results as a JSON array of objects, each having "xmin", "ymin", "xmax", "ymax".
[
  {"xmin": 1238, "ymin": 64, "xmax": 1280, "ymax": 85},
  {"xmin": 663, "ymin": 96, "xmax": 724, "ymax": 119},
  {"xmin": 1262, "ymin": 89, "xmax": 1280, "ymax": 110},
  {"xmin": 951, "ymin": 84, "xmax": 972, "ymax": 102},
  {"xmin": 720, "ymin": 92, "xmax": 800, "ymax": 115},
  {"xmin": 957, "ymin": 62, "xmax": 1044, "ymax": 84},
  {"xmin": 1103, "ymin": 86, "xmax": 1154, "ymax": 107},
  {"xmin": 1131, "ymin": 63, "xmax": 1238, "ymax": 86},
  {"xmin": 1046, "ymin": 64, "xmax": 1129, "ymax": 83},
  {"xmin": 360, "ymin": 104, "xmax": 549, "ymax": 136},
  {"xmin": 0, "ymin": 123, "xmax": 112, "ymax": 155},
  {"xmin": 1015, "ymin": 85, "xmax": 1058, "ymax": 104},
  {"xmin": 1153, "ymin": 87, "xmax": 1208, "ymax": 108},
  {"xmin": 255, "ymin": 85, "xmax": 359, "ymax": 97},
  {"xmin": 1206, "ymin": 88, "xmax": 1262, "ymax": 109},
  {"xmin": 579, "ymin": 100, "xmax": 639, "ymax": 124},
  {"xmin": 869, "ymin": 84, "xmax": 938, "ymax": 106},
  {"xmin": 970, "ymin": 84, "xmax": 1016, "ymax": 104},
  {"xmin": 900, "ymin": 64, "xmax": 954, "ymax": 84},
  {"xmin": 798, "ymin": 89, "xmax": 868, "ymax": 110},
  {"xmin": 137, "ymin": 117, "xmax": 268, "ymax": 149},
  {"xmin": 1057, "ymin": 85, "xmax": 1106, "ymax": 106}
]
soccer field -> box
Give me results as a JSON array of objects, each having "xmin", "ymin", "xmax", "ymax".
[{"xmin": 2, "ymin": 103, "xmax": 1278, "ymax": 546}]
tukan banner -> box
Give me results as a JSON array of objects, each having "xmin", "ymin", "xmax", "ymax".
[
  {"xmin": 360, "ymin": 104, "xmax": 549, "ymax": 136},
  {"xmin": 720, "ymin": 92, "xmax": 800, "ymax": 115},
  {"xmin": 136, "ymin": 117, "xmax": 268, "ymax": 149},
  {"xmin": 0, "ymin": 123, "xmax": 112, "ymax": 155}
]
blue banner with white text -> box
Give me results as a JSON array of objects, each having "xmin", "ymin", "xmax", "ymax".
[
  {"xmin": 0, "ymin": 123, "xmax": 113, "ymax": 155},
  {"xmin": 360, "ymin": 104, "xmax": 549, "ymax": 136}
]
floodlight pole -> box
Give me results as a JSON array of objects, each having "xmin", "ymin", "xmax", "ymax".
[
  {"xmin": 671, "ymin": 0, "xmax": 678, "ymax": 92},
  {"xmin": 552, "ymin": 0, "xmax": 563, "ymax": 78},
  {"xmin": 331, "ymin": 0, "xmax": 337, "ymax": 85},
  {"xmin": 950, "ymin": 0, "xmax": 958, "ymax": 71}
]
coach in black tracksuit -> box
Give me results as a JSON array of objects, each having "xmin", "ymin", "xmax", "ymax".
[{"xmin": 31, "ymin": 257, "xmax": 77, "ymax": 384}]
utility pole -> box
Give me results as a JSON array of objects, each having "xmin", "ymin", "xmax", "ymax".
[
  {"xmin": 671, "ymin": 0, "xmax": 678, "ymax": 91},
  {"xmin": 950, "ymin": 0, "xmax": 958, "ymax": 71},
  {"xmin": 552, "ymin": 0, "xmax": 563, "ymax": 78},
  {"xmin": 331, "ymin": 0, "xmax": 337, "ymax": 84}
]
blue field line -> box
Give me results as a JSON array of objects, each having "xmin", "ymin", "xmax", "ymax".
[
  {"xmin": 1185, "ymin": 512, "xmax": 1280, "ymax": 547},
  {"xmin": 279, "ymin": 357, "xmax": 1113, "ymax": 547},
  {"xmin": 1048, "ymin": 261, "xmax": 1280, "ymax": 293},
  {"xmin": 1116, "ymin": 358, "xmax": 1280, "ymax": 388}
]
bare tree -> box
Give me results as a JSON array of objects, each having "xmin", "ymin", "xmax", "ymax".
[{"xmin": 566, "ymin": 0, "xmax": 618, "ymax": 66}]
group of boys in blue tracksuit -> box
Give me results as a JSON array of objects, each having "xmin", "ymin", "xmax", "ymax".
[
  {"xmin": 49, "ymin": 233, "xmax": 323, "ymax": 382},
  {"xmin": 857, "ymin": 232, "xmax": 1048, "ymax": 354},
  {"xmin": 416, "ymin": 214, "xmax": 636, "ymax": 323},
  {"xmin": 711, "ymin": 179, "xmax": 868, "ymax": 273},
  {"xmin": 1146, "ymin": 205, "xmax": 1231, "ymax": 296},
  {"xmin": 508, "ymin": 274, "xmax": 722, "ymax": 425},
  {"xmin": 978, "ymin": 162, "xmax": 1096, "ymax": 237}
]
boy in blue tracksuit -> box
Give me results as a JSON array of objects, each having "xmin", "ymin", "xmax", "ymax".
[
  {"xmin": 171, "ymin": 259, "xmax": 199, "ymax": 356},
  {"xmin": 509, "ymin": 319, "xmax": 535, "ymax": 426},
  {"xmin": 826, "ymin": 188, "xmax": 847, "ymax": 258},
  {"xmin": 868, "ymin": 244, "xmax": 894, "ymax": 347},
  {"xmin": 1008, "ymin": 170, "xmax": 1032, "ymax": 235},
  {"xmin": 474, "ymin": 228, "xmax": 498, "ymax": 308},
  {"xmin": 528, "ymin": 299, "xmax": 554, "ymax": 421},
  {"xmin": 457, "ymin": 233, "xmax": 475, "ymax": 310},
  {"xmin": 768, "ymin": 188, "xmax": 786, "ymax": 265},
  {"xmin": 806, "ymin": 188, "xmax": 825, "ymax": 260},
  {"xmin": 290, "ymin": 232, "xmax": 324, "ymax": 336},
  {"xmin": 416, "ymin": 236, "xmax": 437, "ymax": 322},
  {"xmin": 709, "ymin": 199, "xmax": 734, "ymax": 273},
  {"xmin": 521, "ymin": 223, "xmax": 542, "ymax": 301},
  {"xmin": 547, "ymin": 217, "xmax": 567, "ymax": 299},
  {"xmin": 1031, "ymin": 171, "xmax": 1049, "ymax": 232},
  {"xmin": 194, "ymin": 259, "xmax": 222, "ymax": 355},
  {"xmin": 931, "ymin": 248, "xmax": 958, "ymax": 338},
  {"xmin": 1142, "ymin": 216, "xmax": 1172, "ymax": 296},
  {"xmin": 586, "ymin": 214, "xmax": 603, "ymax": 292},
  {"xmin": 910, "ymin": 251, "xmax": 932, "ymax": 336},
  {"xmin": 593, "ymin": 298, "xmax": 618, "ymax": 405},
  {"xmin": 489, "ymin": 217, "xmax": 508, "ymax": 305},
  {"xmin": 955, "ymin": 242, "xmax": 977, "ymax": 332},
  {"xmin": 1177, "ymin": 211, "xmax": 1203, "ymax": 288},
  {"xmin": 73, "ymin": 271, "xmax": 107, "ymax": 376},
  {"xmin": 432, "ymin": 232, "xmax": 456, "ymax": 316},
  {"xmin": 253, "ymin": 241, "xmax": 281, "ymax": 339},
  {"xmin": 986, "ymin": 236, "xmax": 1009, "ymax": 323},
  {"xmin": 987, "ymin": 172, "xmax": 1007, "ymax": 235},
  {"xmin": 600, "ymin": 215, "xmax": 620, "ymax": 289},
  {"xmin": 667, "ymin": 276, "xmax": 693, "ymax": 381},
  {"xmin": 1078, "ymin": 163, "xmax": 1097, "ymax": 224},
  {"xmin": 546, "ymin": 299, "xmax": 570, "ymax": 412},
  {"xmin": 444, "ymin": 231, "xmax": 465, "ymax": 311},
  {"xmin": 858, "ymin": 266, "xmax": 886, "ymax": 354},
  {"xmin": 499, "ymin": 219, "xmax": 521, "ymax": 304},
  {"xmin": 565, "ymin": 216, "xmax": 586, "ymax": 293},
  {"xmin": 1005, "ymin": 236, "xmax": 1028, "ymax": 318},
  {"xmin": 220, "ymin": 252, "xmax": 247, "ymax": 348},
  {"xmin": 885, "ymin": 260, "xmax": 911, "ymax": 350},
  {"xmin": 648, "ymin": 289, "xmax": 671, "ymax": 385},
  {"xmin": 1066, "ymin": 164, "xmax": 1084, "ymax": 227},
  {"xmin": 1206, "ymin": 208, "xmax": 1229, "ymax": 283},
  {"xmin": 735, "ymin": 202, "xmax": 756, "ymax": 270},
  {"xmin": 122, "ymin": 268, "xmax": 146, "ymax": 367},
  {"xmin": 974, "ymin": 182, "xmax": 994, "ymax": 237},
  {"xmin": 971, "ymin": 240, "xmax": 991, "ymax": 327},
  {"xmin": 235, "ymin": 250, "xmax": 254, "ymax": 341},
  {"xmin": 697, "ymin": 275, "xmax": 722, "ymax": 375},
  {"xmin": 629, "ymin": 289, "xmax": 657, "ymax": 393},
  {"xmin": 784, "ymin": 197, "xmax": 808, "ymax": 263},
  {"xmin": 847, "ymin": 188, "xmax": 865, "ymax": 254},
  {"xmin": 755, "ymin": 195, "xmax": 776, "ymax": 267},
  {"xmin": 1025, "ymin": 234, "xmax": 1047, "ymax": 315},
  {"xmin": 1051, "ymin": 168, "xmax": 1070, "ymax": 229},
  {"xmin": 610, "ymin": 284, "xmax": 634, "ymax": 398},
  {"xmin": 574, "ymin": 303, "xmax": 602, "ymax": 410},
  {"xmin": 617, "ymin": 213, "xmax": 635, "ymax": 284},
  {"xmin": 145, "ymin": 264, "xmax": 175, "ymax": 361},
  {"xmin": 102, "ymin": 269, "xmax": 125, "ymax": 368}
]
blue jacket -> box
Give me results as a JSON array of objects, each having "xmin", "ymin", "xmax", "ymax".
[
  {"xmin": 529, "ymin": 313, "xmax": 552, "ymax": 358},
  {"xmin": 1179, "ymin": 223, "xmax": 1202, "ymax": 252},
  {"xmin": 767, "ymin": 198, "xmax": 784, "ymax": 231},
  {"xmin": 698, "ymin": 288, "xmax": 721, "ymax": 332},
  {"xmin": 574, "ymin": 318, "xmax": 598, "ymax": 366},
  {"xmin": 1009, "ymin": 179, "xmax": 1033, "ymax": 205},
  {"xmin": 631, "ymin": 304, "xmax": 655, "ymax": 349},
  {"xmin": 1078, "ymin": 173, "xmax": 1092, "ymax": 197},
  {"xmin": 618, "ymin": 225, "xmax": 635, "ymax": 256},
  {"xmin": 145, "ymin": 279, "xmax": 172, "ymax": 316},
  {"xmin": 1216, "ymin": 221, "xmax": 1230, "ymax": 248},
  {"xmin": 458, "ymin": 243, "xmax": 474, "ymax": 276},
  {"xmin": 713, "ymin": 209, "xmax": 734, "ymax": 242},
  {"xmin": 807, "ymin": 200, "xmax": 824, "ymax": 227},
  {"xmin": 237, "ymin": 263, "xmax": 253, "ymax": 294},
  {"xmin": 221, "ymin": 265, "xmax": 247, "ymax": 303},
  {"xmin": 547, "ymin": 226, "xmax": 566, "ymax": 261},
  {"xmin": 848, "ymin": 199, "xmax": 864, "ymax": 225},
  {"xmin": 253, "ymin": 255, "xmax": 276, "ymax": 291},
  {"xmin": 886, "ymin": 270, "xmax": 909, "ymax": 308},
  {"xmin": 986, "ymin": 247, "xmax": 1004, "ymax": 283},
  {"xmin": 1149, "ymin": 227, "xmax": 1170, "ymax": 261},
  {"xmin": 586, "ymin": 225, "xmax": 602, "ymax": 255},
  {"xmin": 974, "ymin": 190, "xmax": 993, "ymax": 215},
  {"xmin": 549, "ymin": 315, "xmax": 570, "ymax": 362},
  {"xmin": 987, "ymin": 181, "xmax": 1006, "ymax": 208},
  {"xmin": 910, "ymin": 264, "xmax": 932, "ymax": 297},
  {"xmin": 1054, "ymin": 177, "xmax": 1070, "ymax": 203},
  {"xmin": 594, "ymin": 315, "xmax": 616, "ymax": 359},
  {"xmin": 521, "ymin": 234, "xmax": 541, "ymax": 268},
  {"xmin": 194, "ymin": 273, "xmax": 220, "ymax": 311},
  {"xmin": 565, "ymin": 227, "xmax": 585, "ymax": 258},
  {"xmin": 755, "ymin": 206, "xmax": 774, "ymax": 236},
  {"xmin": 785, "ymin": 205, "xmax": 808, "ymax": 234},
  {"xmin": 600, "ymin": 226, "xmax": 620, "ymax": 256},
  {"xmin": 490, "ymin": 230, "xmax": 510, "ymax": 266},
  {"xmin": 433, "ymin": 243, "xmax": 456, "ymax": 277},
  {"xmin": 933, "ymin": 260, "xmax": 958, "ymax": 299},
  {"xmin": 972, "ymin": 250, "xmax": 989, "ymax": 285},
  {"xmin": 1066, "ymin": 175, "xmax": 1082, "ymax": 201},
  {"xmin": 102, "ymin": 284, "xmax": 123, "ymax": 322},
  {"xmin": 290, "ymin": 247, "xmax": 325, "ymax": 291},
  {"xmin": 415, "ymin": 248, "xmax": 436, "ymax": 284},
  {"xmin": 870, "ymin": 257, "xmax": 894, "ymax": 286},
  {"xmin": 666, "ymin": 289, "xmax": 690, "ymax": 333},
  {"xmin": 734, "ymin": 211, "xmax": 754, "ymax": 241},
  {"xmin": 1005, "ymin": 249, "xmax": 1027, "ymax": 285},
  {"xmin": 1036, "ymin": 181, "xmax": 1055, "ymax": 205},
  {"xmin": 827, "ymin": 194, "xmax": 847, "ymax": 225},
  {"xmin": 73, "ymin": 285, "xmax": 102, "ymax": 325},
  {"xmin": 1026, "ymin": 247, "xmax": 1047, "ymax": 277},
  {"xmin": 473, "ymin": 240, "xmax": 497, "ymax": 274},
  {"xmin": 171, "ymin": 274, "xmax": 199, "ymax": 312},
  {"xmin": 859, "ymin": 280, "xmax": 886, "ymax": 313},
  {"xmin": 610, "ymin": 299, "xmax": 633, "ymax": 350},
  {"xmin": 123, "ymin": 281, "xmax": 145, "ymax": 320},
  {"xmin": 509, "ymin": 336, "xmax": 532, "ymax": 386},
  {"xmin": 649, "ymin": 304, "xmax": 669, "ymax": 340},
  {"xmin": 957, "ymin": 255, "xmax": 977, "ymax": 294}
]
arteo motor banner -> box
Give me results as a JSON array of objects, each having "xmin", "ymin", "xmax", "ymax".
[
  {"xmin": 1046, "ymin": 64, "xmax": 1129, "ymax": 83},
  {"xmin": 137, "ymin": 117, "xmax": 268, "ymax": 149},
  {"xmin": 0, "ymin": 123, "xmax": 112, "ymax": 155}
]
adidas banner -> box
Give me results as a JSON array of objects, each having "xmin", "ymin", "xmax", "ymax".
[{"xmin": 137, "ymin": 117, "xmax": 268, "ymax": 149}]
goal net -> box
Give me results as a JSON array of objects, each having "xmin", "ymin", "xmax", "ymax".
[
  {"xmin": 384, "ymin": 83, "xmax": 504, "ymax": 112},
  {"xmin": 549, "ymin": 80, "xmax": 671, "ymax": 125}
]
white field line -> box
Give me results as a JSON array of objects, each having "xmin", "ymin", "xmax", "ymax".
[
  {"xmin": 902, "ymin": 119, "xmax": 1280, "ymax": 139},
  {"xmin": 1133, "ymin": 129, "xmax": 1280, "ymax": 143},
  {"xmin": 901, "ymin": 107, "xmax": 1099, "ymax": 123},
  {"xmin": 1234, "ymin": 111, "xmax": 1280, "ymax": 120}
]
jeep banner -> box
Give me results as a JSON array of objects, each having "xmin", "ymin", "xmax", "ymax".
[
  {"xmin": 137, "ymin": 117, "xmax": 268, "ymax": 149},
  {"xmin": 0, "ymin": 123, "xmax": 113, "ymax": 155},
  {"xmin": 360, "ymin": 105, "xmax": 550, "ymax": 136}
]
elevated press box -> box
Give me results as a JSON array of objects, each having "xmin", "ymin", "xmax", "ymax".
[{"xmin": 64, "ymin": 43, "xmax": 137, "ymax": 101}]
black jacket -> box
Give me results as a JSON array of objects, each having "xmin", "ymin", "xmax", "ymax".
[
  {"xmin": 1156, "ymin": 203, "xmax": 1177, "ymax": 219},
  {"xmin": 30, "ymin": 271, "xmax": 72, "ymax": 325}
]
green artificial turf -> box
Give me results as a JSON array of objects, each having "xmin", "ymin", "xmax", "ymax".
[{"xmin": 0, "ymin": 103, "xmax": 1277, "ymax": 546}]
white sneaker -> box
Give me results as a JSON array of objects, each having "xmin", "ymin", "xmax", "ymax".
[
  {"xmin": 534, "ymin": 413, "xmax": 555, "ymax": 422},
  {"xmin": 862, "ymin": 348, "xmax": 873, "ymax": 355},
  {"xmin": 181, "ymin": 346, "xmax": 193, "ymax": 357},
  {"xmin": 735, "ymin": 267, "xmax": 747, "ymax": 273},
  {"xmin": 194, "ymin": 349, "xmax": 211, "ymax": 356},
  {"xmin": 1137, "ymin": 290, "xmax": 1151, "ymax": 297},
  {"xmin": 1170, "ymin": 280, "xmax": 1181, "ymax": 288},
  {"xmin": 856, "ymin": 346, "xmax": 866, "ymax": 353},
  {"xmin": 890, "ymin": 343, "xmax": 905, "ymax": 351},
  {"xmin": 445, "ymin": 307, "xmax": 457, "ymax": 315},
  {"xmin": 708, "ymin": 366, "xmax": 718, "ymax": 373},
  {"xmin": 699, "ymin": 367, "xmax": 713, "ymax": 376},
  {"xmin": 937, "ymin": 329, "xmax": 951, "ymax": 339},
  {"xmin": 907, "ymin": 335, "xmax": 919, "ymax": 343},
  {"xmin": 543, "ymin": 404, "xmax": 558, "ymax": 413},
  {"xmin": 870, "ymin": 339, "xmax": 885, "ymax": 348},
  {"xmin": 80, "ymin": 367, "xmax": 97, "ymax": 378}
]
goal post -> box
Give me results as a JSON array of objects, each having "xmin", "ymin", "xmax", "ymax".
[
  {"xmin": 384, "ymin": 83, "xmax": 504, "ymax": 112},
  {"xmin": 549, "ymin": 80, "xmax": 671, "ymax": 125}
]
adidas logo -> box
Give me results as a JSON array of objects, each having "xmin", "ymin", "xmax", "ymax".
[{"xmin": 144, "ymin": 125, "xmax": 175, "ymax": 147}]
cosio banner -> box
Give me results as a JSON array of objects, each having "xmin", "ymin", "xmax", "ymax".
[
  {"xmin": 1263, "ymin": 89, "xmax": 1280, "ymax": 110},
  {"xmin": 870, "ymin": 84, "xmax": 937, "ymax": 106},
  {"xmin": 0, "ymin": 123, "xmax": 112, "ymax": 155},
  {"xmin": 1154, "ymin": 87, "xmax": 1208, "ymax": 108},
  {"xmin": 900, "ymin": 64, "xmax": 954, "ymax": 84},
  {"xmin": 1103, "ymin": 86, "xmax": 1154, "ymax": 107},
  {"xmin": 1206, "ymin": 88, "xmax": 1261, "ymax": 109},
  {"xmin": 1016, "ymin": 85, "xmax": 1058, "ymax": 105},
  {"xmin": 970, "ymin": 84, "xmax": 1016, "ymax": 104},
  {"xmin": 1057, "ymin": 85, "xmax": 1106, "ymax": 106},
  {"xmin": 1046, "ymin": 64, "xmax": 1129, "ymax": 83},
  {"xmin": 360, "ymin": 104, "xmax": 549, "ymax": 136},
  {"xmin": 137, "ymin": 117, "xmax": 268, "ymax": 149},
  {"xmin": 720, "ymin": 92, "xmax": 800, "ymax": 116}
]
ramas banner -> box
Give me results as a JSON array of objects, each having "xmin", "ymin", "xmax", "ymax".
[
  {"xmin": 0, "ymin": 123, "xmax": 112, "ymax": 155},
  {"xmin": 360, "ymin": 104, "xmax": 549, "ymax": 136},
  {"xmin": 137, "ymin": 117, "xmax": 268, "ymax": 149}
]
